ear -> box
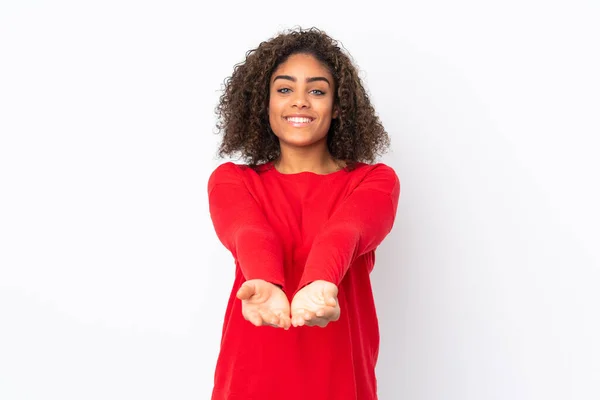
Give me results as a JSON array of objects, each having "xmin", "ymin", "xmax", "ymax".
[{"xmin": 332, "ymin": 106, "xmax": 339, "ymax": 119}]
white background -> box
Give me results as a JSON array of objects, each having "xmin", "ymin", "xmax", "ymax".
[{"xmin": 1, "ymin": 1, "xmax": 599, "ymax": 399}]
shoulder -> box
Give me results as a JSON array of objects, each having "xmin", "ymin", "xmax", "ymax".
[
  {"xmin": 207, "ymin": 162, "xmax": 267, "ymax": 190},
  {"xmin": 360, "ymin": 162, "xmax": 397, "ymax": 174},
  {"xmin": 208, "ymin": 162, "xmax": 247, "ymax": 188},
  {"xmin": 209, "ymin": 161, "xmax": 244, "ymax": 178},
  {"xmin": 351, "ymin": 162, "xmax": 399, "ymax": 182},
  {"xmin": 346, "ymin": 162, "xmax": 400, "ymax": 198}
]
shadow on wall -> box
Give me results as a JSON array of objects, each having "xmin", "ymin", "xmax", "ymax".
[{"xmin": 370, "ymin": 150, "xmax": 414, "ymax": 398}]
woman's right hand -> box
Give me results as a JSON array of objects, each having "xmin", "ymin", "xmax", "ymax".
[{"xmin": 236, "ymin": 279, "xmax": 291, "ymax": 330}]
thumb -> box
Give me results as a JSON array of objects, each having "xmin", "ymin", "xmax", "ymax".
[
  {"xmin": 324, "ymin": 285, "xmax": 338, "ymax": 306},
  {"xmin": 326, "ymin": 295, "xmax": 337, "ymax": 307},
  {"xmin": 236, "ymin": 281, "xmax": 256, "ymax": 300}
]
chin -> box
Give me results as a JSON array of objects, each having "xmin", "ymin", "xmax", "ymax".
[
  {"xmin": 280, "ymin": 139, "xmax": 324, "ymax": 149},
  {"xmin": 277, "ymin": 133, "xmax": 327, "ymax": 148}
]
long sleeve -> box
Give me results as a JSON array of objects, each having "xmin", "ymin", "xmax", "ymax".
[
  {"xmin": 296, "ymin": 164, "xmax": 400, "ymax": 290},
  {"xmin": 207, "ymin": 162, "xmax": 286, "ymax": 289}
]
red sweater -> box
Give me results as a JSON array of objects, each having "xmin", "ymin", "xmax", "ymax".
[{"xmin": 207, "ymin": 161, "xmax": 400, "ymax": 400}]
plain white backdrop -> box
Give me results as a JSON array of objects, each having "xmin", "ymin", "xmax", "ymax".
[{"xmin": 1, "ymin": 1, "xmax": 599, "ymax": 399}]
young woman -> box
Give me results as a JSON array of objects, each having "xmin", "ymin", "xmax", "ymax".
[{"xmin": 208, "ymin": 27, "xmax": 400, "ymax": 400}]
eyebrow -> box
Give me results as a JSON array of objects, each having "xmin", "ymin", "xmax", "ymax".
[{"xmin": 272, "ymin": 75, "xmax": 331, "ymax": 86}]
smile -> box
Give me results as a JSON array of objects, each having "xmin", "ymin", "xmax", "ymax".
[{"xmin": 285, "ymin": 116, "xmax": 315, "ymax": 126}]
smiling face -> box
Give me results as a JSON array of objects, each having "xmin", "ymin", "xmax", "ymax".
[{"xmin": 268, "ymin": 53, "xmax": 337, "ymax": 152}]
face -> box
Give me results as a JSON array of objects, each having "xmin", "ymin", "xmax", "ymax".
[{"xmin": 268, "ymin": 53, "xmax": 337, "ymax": 151}]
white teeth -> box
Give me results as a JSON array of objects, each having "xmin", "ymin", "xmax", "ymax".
[{"xmin": 286, "ymin": 117, "xmax": 313, "ymax": 123}]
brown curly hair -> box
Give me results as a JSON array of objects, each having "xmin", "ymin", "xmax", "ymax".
[{"xmin": 215, "ymin": 27, "xmax": 390, "ymax": 169}]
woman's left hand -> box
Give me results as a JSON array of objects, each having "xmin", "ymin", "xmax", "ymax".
[{"xmin": 290, "ymin": 280, "xmax": 340, "ymax": 328}]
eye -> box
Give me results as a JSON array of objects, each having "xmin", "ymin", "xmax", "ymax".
[
  {"xmin": 310, "ymin": 89, "xmax": 326, "ymax": 95},
  {"xmin": 277, "ymin": 88, "xmax": 292, "ymax": 93}
]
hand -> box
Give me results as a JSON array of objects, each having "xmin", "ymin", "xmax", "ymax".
[
  {"xmin": 236, "ymin": 279, "xmax": 291, "ymax": 329},
  {"xmin": 291, "ymin": 280, "xmax": 340, "ymax": 328}
]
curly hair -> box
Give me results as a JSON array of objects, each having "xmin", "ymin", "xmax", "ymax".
[{"xmin": 215, "ymin": 27, "xmax": 390, "ymax": 169}]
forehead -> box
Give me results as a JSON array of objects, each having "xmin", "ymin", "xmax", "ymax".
[{"xmin": 271, "ymin": 53, "xmax": 333, "ymax": 79}]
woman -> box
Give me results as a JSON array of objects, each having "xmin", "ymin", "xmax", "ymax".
[{"xmin": 208, "ymin": 27, "xmax": 400, "ymax": 400}]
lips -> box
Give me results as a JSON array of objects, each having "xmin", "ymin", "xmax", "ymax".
[{"xmin": 284, "ymin": 115, "xmax": 315, "ymax": 128}]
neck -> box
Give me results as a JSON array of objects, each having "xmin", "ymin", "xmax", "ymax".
[{"xmin": 274, "ymin": 142, "xmax": 343, "ymax": 174}]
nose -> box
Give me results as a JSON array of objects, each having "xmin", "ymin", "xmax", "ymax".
[{"xmin": 292, "ymin": 91, "xmax": 309, "ymax": 108}]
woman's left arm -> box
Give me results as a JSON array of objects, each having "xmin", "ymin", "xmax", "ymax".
[{"xmin": 296, "ymin": 164, "xmax": 400, "ymax": 292}]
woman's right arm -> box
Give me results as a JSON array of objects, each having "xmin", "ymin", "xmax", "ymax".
[{"xmin": 207, "ymin": 162, "xmax": 286, "ymax": 291}]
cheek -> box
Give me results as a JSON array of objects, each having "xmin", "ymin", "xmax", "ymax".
[
  {"xmin": 267, "ymin": 99, "xmax": 282, "ymax": 134},
  {"xmin": 268, "ymin": 104, "xmax": 278, "ymax": 122},
  {"xmin": 320, "ymin": 104, "xmax": 335, "ymax": 120},
  {"xmin": 268, "ymin": 97, "xmax": 282, "ymax": 117}
]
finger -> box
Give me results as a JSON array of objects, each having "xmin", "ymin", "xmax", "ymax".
[
  {"xmin": 305, "ymin": 316, "xmax": 329, "ymax": 328},
  {"xmin": 297, "ymin": 310, "xmax": 316, "ymax": 326},
  {"xmin": 325, "ymin": 296, "xmax": 338, "ymax": 307},
  {"xmin": 292, "ymin": 314, "xmax": 305, "ymax": 327},
  {"xmin": 236, "ymin": 282, "xmax": 255, "ymax": 300},
  {"xmin": 315, "ymin": 306, "xmax": 337, "ymax": 318},
  {"xmin": 246, "ymin": 311, "xmax": 263, "ymax": 327},
  {"xmin": 318, "ymin": 308, "xmax": 340, "ymax": 323},
  {"xmin": 291, "ymin": 309, "xmax": 304, "ymax": 327},
  {"xmin": 315, "ymin": 307, "xmax": 328, "ymax": 318},
  {"xmin": 259, "ymin": 309, "xmax": 279, "ymax": 327},
  {"xmin": 303, "ymin": 310, "xmax": 316, "ymax": 321},
  {"xmin": 275, "ymin": 311, "xmax": 291, "ymax": 330}
]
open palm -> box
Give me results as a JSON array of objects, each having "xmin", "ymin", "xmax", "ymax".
[
  {"xmin": 236, "ymin": 279, "xmax": 291, "ymax": 329},
  {"xmin": 291, "ymin": 280, "xmax": 340, "ymax": 328}
]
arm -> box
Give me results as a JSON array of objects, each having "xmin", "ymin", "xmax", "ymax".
[
  {"xmin": 208, "ymin": 163, "xmax": 286, "ymax": 290},
  {"xmin": 296, "ymin": 164, "xmax": 400, "ymax": 291}
]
